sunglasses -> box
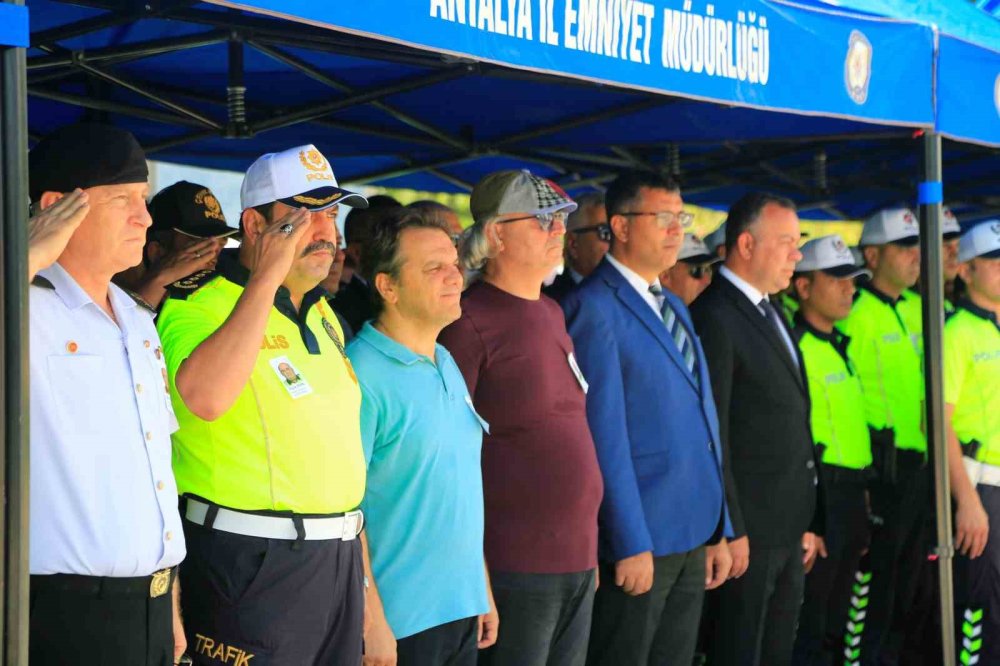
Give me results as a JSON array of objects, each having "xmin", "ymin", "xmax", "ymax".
[
  {"xmin": 497, "ymin": 211, "xmax": 569, "ymax": 233},
  {"xmin": 619, "ymin": 211, "xmax": 695, "ymax": 230},
  {"xmin": 573, "ymin": 224, "xmax": 612, "ymax": 243},
  {"xmin": 687, "ymin": 264, "xmax": 715, "ymax": 279}
]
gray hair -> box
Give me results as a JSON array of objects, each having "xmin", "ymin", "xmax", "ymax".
[
  {"xmin": 566, "ymin": 192, "xmax": 605, "ymax": 231},
  {"xmin": 458, "ymin": 217, "xmax": 502, "ymax": 281}
]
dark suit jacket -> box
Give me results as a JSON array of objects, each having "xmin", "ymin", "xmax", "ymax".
[
  {"xmin": 690, "ymin": 274, "xmax": 823, "ymax": 548},
  {"xmin": 563, "ymin": 259, "xmax": 731, "ymax": 561},
  {"xmin": 330, "ymin": 275, "xmax": 373, "ymax": 334},
  {"xmin": 542, "ymin": 271, "xmax": 578, "ymax": 303}
]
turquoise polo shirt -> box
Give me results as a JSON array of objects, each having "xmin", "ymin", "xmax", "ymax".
[{"xmin": 347, "ymin": 323, "xmax": 489, "ymax": 639}]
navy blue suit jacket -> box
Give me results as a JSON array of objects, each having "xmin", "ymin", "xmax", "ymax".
[{"xmin": 562, "ymin": 258, "xmax": 732, "ymax": 562}]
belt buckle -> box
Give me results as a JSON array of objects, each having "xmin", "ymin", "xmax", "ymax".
[
  {"xmin": 150, "ymin": 568, "xmax": 171, "ymax": 598},
  {"xmin": 342, "ymin": 513, "xmax": 359, "ymax": 541}
]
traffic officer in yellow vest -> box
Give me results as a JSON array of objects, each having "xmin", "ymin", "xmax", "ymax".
[
  {"xmin": 897, "ymin": 206, "xmax": 962, "ymax": 355},
  {"xmin": 838, "ymin": 207, "xmax": 926, "ymax": 666},
  {"xmin": 789, "ymin": 235, "xmax": 873, "ymax": 666},
  {"xmin": 157, "ymin": 144, "xmax": 369, "ymax": 665},
  {"xmin": 944, "ymin": 219, "xmax": 1000, "ymax": 666}
]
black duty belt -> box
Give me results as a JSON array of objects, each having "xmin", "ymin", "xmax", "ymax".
[{"xmin": 31, "ymin": 567, "xmax": 175, "ymax": 599}]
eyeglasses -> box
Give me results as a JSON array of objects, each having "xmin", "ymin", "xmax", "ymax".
[
  {"xmin": 619, "ymin": 211, "xmax": 695, "ymax": 229},
  {"xmin": 687, "ymin": 264, "xmax": 714, "ymax": 279},
  {"xmin": 497, "ymin": 211, "xmax": 569, "ymax": 233},
  {"xmin": 572, "ymin": 223, "xmax": 612, "ymax": 243}
]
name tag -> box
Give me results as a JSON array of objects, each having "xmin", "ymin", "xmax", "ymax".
[
  {"xmin": 269, "ymin": 356, "xmax": 313, "ymax": 399},
  {"xmin": 568, "ymin": 352, "xmax": 589, "ymax": 394},
  {"xmin": 465, "ymin": 395, "xmax": 490, "ymax": 434}
]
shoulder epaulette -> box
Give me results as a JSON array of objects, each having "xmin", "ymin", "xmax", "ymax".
[
  {"xmin": 31, "ymin": 275, "xmax": 55, "ymax": 290},
  {"xmin": 166, "ymin": 268, "xmax": 218, "ymax": 300},
  {"xmin": 122, "ymin": 289, "xmax": 158, "ymax": 315}
]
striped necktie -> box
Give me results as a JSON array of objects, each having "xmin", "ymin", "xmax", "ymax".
[{"xmin": 649, "ymin": 285, "xmax": 700, "ymax": 389}]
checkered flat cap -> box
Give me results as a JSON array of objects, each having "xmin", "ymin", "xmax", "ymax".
[{"xmin": 470, "ymin": 169, "xmax": 577, "ymax": 224}]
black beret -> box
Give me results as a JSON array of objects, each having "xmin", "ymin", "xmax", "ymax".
[
  {"xmin": 29, "ymin": 123, "xmax": 148, "ymax": 201},
  {"xmin": 149, "ymin": 180, "xmax": 236, "ymax": 238}
]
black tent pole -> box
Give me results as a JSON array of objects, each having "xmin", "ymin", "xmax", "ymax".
[
  {"xmin": 917, "ymin": 129, "xmax": 955, "ymax": 666},
  {"xmin": 0, "ymin": 0, "xmax": 29, "ymax": 659}
]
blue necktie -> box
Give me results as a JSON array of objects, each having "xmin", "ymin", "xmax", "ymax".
[{"xmin": 650, "ymin": 285, "xmax": 700, "ymax": 389}]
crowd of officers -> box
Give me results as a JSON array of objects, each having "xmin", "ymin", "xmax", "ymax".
[{"xmin": 24, "ymin": 121, "xmax": 1000, "ymax": 666}]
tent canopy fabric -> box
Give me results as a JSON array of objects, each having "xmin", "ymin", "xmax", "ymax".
[
  {"xmin": 23, "ymin": 0, "xmax": 998, "ymax": 221},
  {"xmin": 802, "ymin": 0, "xmax": 1000, "ymax": 147},
  {"xmin": 0, "ymin": 4, "xmax": 29, "ymax": 47}
]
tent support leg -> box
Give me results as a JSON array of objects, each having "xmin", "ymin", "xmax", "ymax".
[
  {"xmin": 0, "ymin": 1, "xmax": 31, "ymax": 663},
  {"xmin": 918, "ymin": 129, "xmax": 955, "ymax": 666}
]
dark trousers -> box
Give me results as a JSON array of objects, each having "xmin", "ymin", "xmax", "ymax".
[
  {"xmin": 180, "ymin": 520, "xmax": 364, "ymax": 666},
  {"xmin": 793, "ymin": 472, "xmax": 870, "ymax": 666},
  {"xmin": 587, "ymin": 547, "xmax": 706, "ymax": 666},
  {"xmin": 30, "ymin": 572, "xmax": 175, "ymax": 666},
  {"xmin": 860, "ymin": 463, "xmax": 930, "ymax": 666},
  {"xmin": 396, "ymin": 616, "xmax": 479, "ymax": 666},
  {"xmin": 954, "ymin": 485, "xmax": 1000, "ymax": 665},
  {"xmin": 478, "ymin": 569, "xmax": 595, "ymax": 666},
  {"xmin": 711, "ymin": 542, "xmax": 805, "ymax": 666}
]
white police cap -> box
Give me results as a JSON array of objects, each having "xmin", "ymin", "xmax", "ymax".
[
  {"xmin": 942, "ymin": 207, "xmax": 961, "ymax": 239},
  {"xmin": 704, "ymin": 223, "xmax": 726, "ymax": 254},
  {"xmin": 958, "ymin": 219, "xmax": 1000, "ymax": 263},
  {"xmin": 677, "ymin": 233, "xmax": 722, "ymax": 264},
  {"xmin": 796, "ymin": 234, "xmax": 871, "ymax": 279},
  {"xmin": 241, "ymin": 144, "xmax": 368, "ymax": 212},
  {"xmin": 860, "ymin": 207, "xmax": 919, "ymax": 246}
]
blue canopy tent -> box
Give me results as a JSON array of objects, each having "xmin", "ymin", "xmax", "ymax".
[{"xmin": 1, "ymin": 0, "xmax": 995, "ymax": 662}]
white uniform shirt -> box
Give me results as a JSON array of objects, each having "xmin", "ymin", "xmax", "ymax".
[{"xmin": 30, "ymin": 263, "xmax": 185, "ymax": 576}]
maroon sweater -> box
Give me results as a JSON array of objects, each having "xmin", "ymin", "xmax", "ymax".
[{"xmin": 439, "ymin": 281, "xmax": 603, "ymax": 574}]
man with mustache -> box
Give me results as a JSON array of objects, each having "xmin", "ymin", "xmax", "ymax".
[
  {"xmin": 157, "ymin": 144, "xmax": 370, "ymax": 665},
  {"xmin": 691, "ymin": 192, "xmax": 823, "ymax": 666},
  {"xmin": 563, "ymin": 172, "xmax": 732, "ymax": 666}
]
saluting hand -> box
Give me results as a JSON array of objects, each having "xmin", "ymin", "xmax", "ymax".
[
  {"xmin": 28, "ymin": 188, "xmax": 90, "ymax": 280},
  {"xmin": 246, "ymin": 207, "xmax": 311, "ymax": 290},
  {"xmin": 151, "ymin": 238, "xmax": 222, "ymax": 287}
]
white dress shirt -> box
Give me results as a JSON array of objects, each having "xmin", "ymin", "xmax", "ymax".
[
  {"xmin": 30, "ymin": 263, "xmax": 185, "ymax": 576},
  {"xmin": 718, "ymin": 265, "xmax": 799, "ymax": 366},
  {"xmin": 606, "ymin": 253, "xmax": 662, "ymax": 317}
]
